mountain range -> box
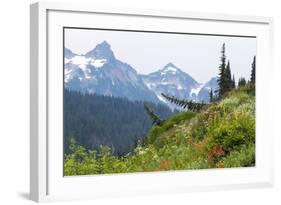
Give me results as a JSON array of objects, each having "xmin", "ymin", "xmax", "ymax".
[{"xmin": 64, "ymin": 41, "xmax": 218, "ymax": 109}]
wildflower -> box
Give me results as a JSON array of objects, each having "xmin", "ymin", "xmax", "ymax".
[{"xmin": 207, "ymin": 145, "xmax": 225, "ymax": 164}]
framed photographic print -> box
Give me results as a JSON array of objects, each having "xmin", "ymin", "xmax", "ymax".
[{"xmin": 30, "ymin": 2, "xmax": 274, "ymax": 202}]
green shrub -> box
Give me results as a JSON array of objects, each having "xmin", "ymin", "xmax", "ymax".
[
  {"xmin": 190, "ymin": 115, "xmax": 208, "ymax": 141},
  {"xmin": 147, "ymin": 111, "xmax": 195, "ymax": 145},
  {"xmin": 223, "ymin": 143, "xmax": 255, "ymax": 167},
  {"xmin": 218, "ymin": 92, "xmax": 251, "ymax": 113},
  {"xmin": 206, "ymin": 112, "xmax": 255, "ymax": 153},
  {"xmin": 235, "ymin": 101, "xmax": 255, "ymax": 116},
  {"xmin": 64, "ymin": 138, "xmax": 100, "ymax": 175},
  {"xmin": 184, "ymin": 157, "xmax": 209, "ymax": 170},
  {"xmin": 239, "ymin": 83, "xmax": 255, "ymax": 96}
]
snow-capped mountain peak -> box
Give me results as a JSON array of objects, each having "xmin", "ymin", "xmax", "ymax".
[
  {"xmin": 85, "ymin": 40, "xmax": 115, "ymax": 60},
  {"xmin": 141, "ymin": 63, "xmax": 219, "ymax": 108},
  {"xmin": 141, "ymin": 63, "xmax": 201, "ymax": 109},
  {"xmin": 161, "ymin": 63, "xmax": 179, "ymax": 75},
  {"xmin": 64, "ymin": 43, "xmax": 159, "ymax": 103}
]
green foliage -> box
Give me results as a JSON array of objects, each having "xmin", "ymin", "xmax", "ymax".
[
  {"xmin": 232, "ymin": 75, "xmax": 236, "ymax": 89},
  {"xmin": 217, "ymin": 44, "xmax": 236, "ymax": 98},
  {"xmin": 190, "ymin": 114, "xmax": 208, "ymax": 141},
  {"xmin": 161, "ymin": 93, "xmax": 207, "ymax": 112},
  {"xmin": 218, "ymin": 93, "xmax": 248, "ymax": 113},
  {"xmin": 144, "ymin": 103, "xmax": 165, "ymax": 126},
  {"xmin": 146, "ymin": 111, "xmax": 195, "ymax": 146},
  {"xmin": 239, "ymin": 83, "xmax": 255, "ymax": 96},
  {"xmin": 217, "ymin": 43, "xmax": 226, "ymax": 98},
  {"xmin": 217, "ymin": 43, "xmax": 229, "ymax": 98},
  {"xmin": 209, "ymin": 88, "xmax": 214, "ymax": 102},
  {"xmin": 64, "ymin": 88, "xmax": 255, "ymax": 176},
  {"xmin": 238, "ymin": 77, "xmax": 246, "ymax": 87},
  {"xmin": 64, "ymin": 138, "xmax": 100, "ymax": 175},
  {"xmin": 206, "ymin": 112, "xmax": 255, "ymax": 153},
  {"xmin": 224, "ymin": 143, "xmax": 255, "ymax": 167},
  {"xmin": 206, "ymin": 90, "xmax": 255, "ymax": 153},
  {"xmin": 225, "ymin": 61, "xmax": 233, "ymax": 91},
  {"xmin": 250, "ymin": 56, "xmax": 256, "ymax": 84}
]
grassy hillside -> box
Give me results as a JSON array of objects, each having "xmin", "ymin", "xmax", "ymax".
[{"xmin": 64, "ymin": 85, "xmax": 255, "ymax": 176}]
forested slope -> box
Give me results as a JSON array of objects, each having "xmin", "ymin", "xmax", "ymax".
[{"xmin": 64, "ymin": 89, "xmax": 174, "ymax": 155}]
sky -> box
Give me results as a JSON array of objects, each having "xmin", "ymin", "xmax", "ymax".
[{"xmin": 64, "ymin": 28, "xmax": 256, "ymax": 84}]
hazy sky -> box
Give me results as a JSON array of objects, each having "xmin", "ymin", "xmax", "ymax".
[{"xmin": 65, "ymin": 28, "xmax": 256, "ymax": 83}]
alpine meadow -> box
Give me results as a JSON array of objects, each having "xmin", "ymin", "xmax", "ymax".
[{"xmin": 63, "ymin": 28, "xmax": 256, "ymax": 176}]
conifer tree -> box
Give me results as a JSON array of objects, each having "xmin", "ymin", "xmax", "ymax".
[
  {"xmin": 238, "ymin": 77, "xmax": 246, "ymax": 87},
  {"xmin": 144, "ymin": 103, "xmax": 165, "ymax": 126},
  {"xmin": 209, "ymin": 88, "xmax": 214, "ymax": 103},
  {"xmin": 161, "ymin": 93, "xmax": 206, "ymax": 112},
  {"xmin": 232, "ymin": 75, "xmax": 236, "ymax": 89},
  {"xmin": 217, "ymin": 43, "xmax": 227, "ymax": 98},
  {"xmin": 250, "ymin": 56, "xmax": 256, "ymax": 84},
  {"xmin": 225, "ymin": 61, "xmax": 232, "ymax": 91}
]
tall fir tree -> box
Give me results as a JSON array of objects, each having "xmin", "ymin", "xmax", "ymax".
[
  {"xmin": 217, "ymin": 43, "xmax": 227, "ymax": 98},
  {"xmin": 209, "ymin": 88, "xmax": 214, "ymax": 103},
  {"xmin": 232, "ymin": 75, "xmax": 236, "ymax": 89},
  {"xmin": 238, "ymin": 77, "xmax": 246, "ymax": 87},
  {"xmin": 250, "ymin": 56, "xmax": 256, "ymax": 84},
  {"xmin": 225, "ymin": 61, "xmax": 232, "ymax": 91}
]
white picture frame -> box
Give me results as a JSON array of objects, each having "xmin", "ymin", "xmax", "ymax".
[{"xmin": 30, "ymin": 1, "xmax": 274, "ymax": 202}]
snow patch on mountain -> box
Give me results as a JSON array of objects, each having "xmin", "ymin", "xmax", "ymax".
[
  {"xmin": 91, "ymin": 59, "xmax": 107, "ymax": 68},
  {"xmin": 65, "ymin": 55, "xmax": 107, "ymax": 70},
  {"xmin": 190, "ymin": 84, "xmax": 204, "ymax": 97},
  {"xmin": 161, "ymin": 65, "xmax": 178, "ymax": 75},
  {"xmin": 71, "ymin": 56, "xmax": 89, "ymax": 69},
  {"xmin": 64, "ymin": 42, "xmax": 159, "ymax": 103}
]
